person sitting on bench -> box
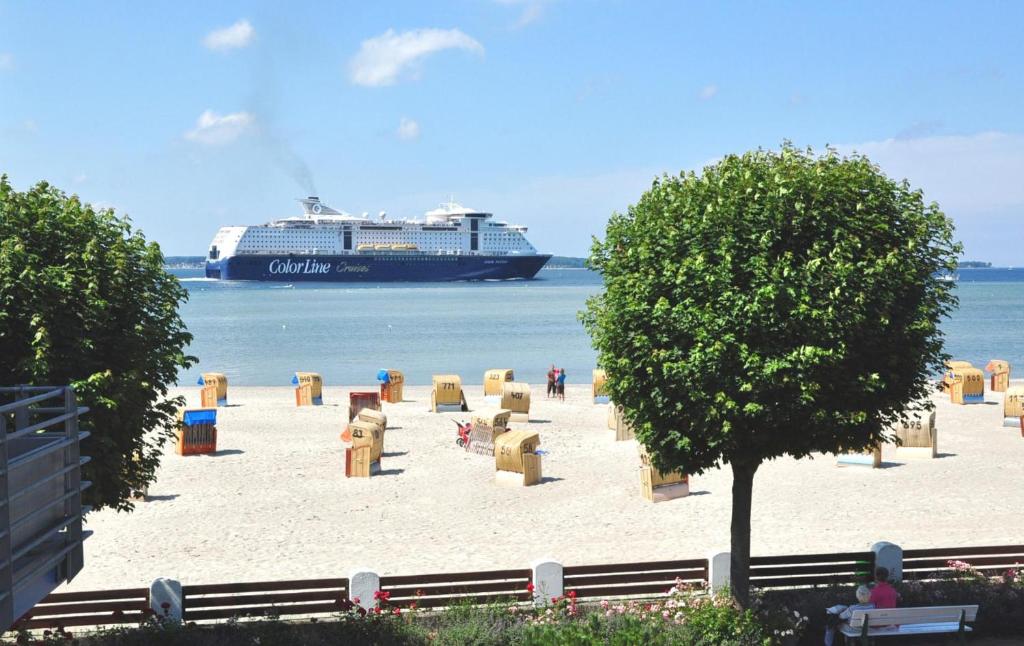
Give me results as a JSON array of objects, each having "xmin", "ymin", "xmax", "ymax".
[
  {"xmin": 824, "ymin": 584, "xmax": 874, "ymax": 646},
  {"xmin": 869, "ymin": 566, "xmax": 898, "ymax": 609}
]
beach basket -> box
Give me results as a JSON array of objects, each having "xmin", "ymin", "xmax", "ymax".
[
  {"xmin": 894, "ymin": 410, "xmax": 937, "ymax": 459},
  {"xmin": 949, "ymin": 367, "xmax": 985, "ymax": 404},
  {"xmin": 466, "ymin": 409, "xmax": 511, "ymax": 456},
  {"xmin": 197, "ymin": 372, "xmax": 228, "ymax": 406},
  {"xmin": 200, "ymin": 384, "xmax": 218, "ymax": 408},
  {"xmin": 175, "ymin": 408, "xmax": 218, "ymax": 456},
  {"xmin": 350, "ymin": 419, "xmax": 384, "ymax": 464},
  {"xmin": 345, "ymin": 446, "xmax": 376, "ymax": 478},
  {"xmin": 494, "ymin": 430, "xmax": 542, "ymax": 486},
  {"xmin": 837, "ymin": 444, "xmax": 882, "ymax": 468},
  {"xmin": 941, "ymin": 361, "xmax": 974, "ymax": 392},
  {"xmin": 293, "ymin": 372, "xmax": 323, "ymax": 406},
  {"xmin": 500, "ymin": 382, "xmax": 531, "ymax": 422},
  {"xmin": 484, "ymin": 369, "xmax": 515, "ymax": 397},
  {"xmin": 592, "ymin": 369, "xmax": 609, "ymax": 403},
  {"xmin": 1004, "ymin": 386, "xmax": 1024, "ymax": 427},
  {"xmin": 431, "ymin": 374, "xmax": 467, "ymax": 412},
  {"xmin": 637, "ymin": 445, "xmax": 688, "ymax": 501},
  {"xmin": 379, "ymin": 369, "xmax": 404, "ymax": 403},
  {"xmin": 609, "ymin": 403, "xmax": 635, "ymax": 441},
  {"xmin": 986, "ymin": 359, "xmax": 1011, "ymax": 392},
  {"xmin": 348, "ymin": 391, "xmax": 381, "ymax": 422}
]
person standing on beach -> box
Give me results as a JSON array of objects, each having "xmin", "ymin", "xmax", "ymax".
[
  {"xmin": 556, "ymin": 368, "xmax": 567, "ymax": 401},
  {"xmin": 546, "ymin": 365, "xmax": 557, "ymax": 398}
]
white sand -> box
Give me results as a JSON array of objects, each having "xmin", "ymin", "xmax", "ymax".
[{"xmin": 66, "ymin": 383, "xmax": 1024, "ymax": 590}]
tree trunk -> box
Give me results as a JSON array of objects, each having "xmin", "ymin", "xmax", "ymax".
[{"xmin": 730, "ymin": 460, "xmax": 759, "ymax": 608}]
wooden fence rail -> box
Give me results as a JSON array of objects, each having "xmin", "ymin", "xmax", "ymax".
[
  {"xmin": 15, "ymin": 587, "xmax": 149, "ymax": 630},
  {"xmin": 902, "ymin": 544, "xmax": 1024, "ymax": 581},
  {"xmin": 182, "ymin": 578, "xmax": 349, "ymax": 622},
  {"xmin": 380, "ymin": 568, "xmax": 531, "ymax": 609},
  {"xmin": 564, "ymin": 558, "xmax": 707, "ymax": 599},
  {"xmin": 749, "ymin": 551, "xmax": 875, "ymax": 589}
]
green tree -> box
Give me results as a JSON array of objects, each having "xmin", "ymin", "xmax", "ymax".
[
  {"xmin": 0, "ymin": 176, "xmax": 194, "ymax": 511},
  {"xmin": 582, "ymin": 146, "xmax": 960, "ymax": 605}
]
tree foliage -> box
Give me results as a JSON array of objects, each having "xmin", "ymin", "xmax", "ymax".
[
  {"xmin": 0, "ymin": 176, "xmax": 194, "ymax": 511},
  {"xmin": 582, "ymin": 145, "xmax": 960, "ymax": 602}
]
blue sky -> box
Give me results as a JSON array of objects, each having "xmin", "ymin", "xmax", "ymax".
[{"xmin": 2, "ymin": 1, "xmax": 1023, "ymax": 262}]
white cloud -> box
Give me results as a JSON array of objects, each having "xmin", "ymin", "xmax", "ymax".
[
  {"xmin": 203, "ymin": 19, "xmax": 255, "ymax": 51},
  {"xmin": 348, "ymin": 28, "xmax": 484, "ymax": 87},
  {"xmin": 396, "ymin": 117, "xmax": 420, "ymax": 141},
  {"xmin": 0, "ymin": 53, "xmax": 13, "ymax": 71},
  {"xmin": 698, "ymin": 84, "xmax": 718, "ymax": 101},
  {"xmin": 73, "ymin": 173, "xmax": 88, "ymax": 184},
  {"xmin": 838, "ymin": 131, "xmax": 1024, "ymax": 214},
  {"xmin": 184, "ymin": 110, "xmax": 255, "ymax": 145}
]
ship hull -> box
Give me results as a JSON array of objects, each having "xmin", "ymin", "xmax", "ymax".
[{"xmin": 205, "ymin": 254, "xmax": 552, "ymax": 282}]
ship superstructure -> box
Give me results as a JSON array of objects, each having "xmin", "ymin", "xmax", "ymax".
[{"xmin": 205, "ymin": 197, "xmax": 551, "ymax": 281}]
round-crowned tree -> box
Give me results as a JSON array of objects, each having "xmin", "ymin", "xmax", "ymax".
[
  {"xmin": 581, "ymin": 146, "xmax": 960, "ymax": 605},
  {"xmin": 0, "ymin": 176, "xmax": 194, "ymax": 511}
]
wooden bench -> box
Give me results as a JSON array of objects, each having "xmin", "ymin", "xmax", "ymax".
[{"xmin": 840, "ymin": 604, "xmax": 978, "ymax": 644}]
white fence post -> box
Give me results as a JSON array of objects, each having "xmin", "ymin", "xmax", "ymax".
[
  {"xmin": 871, "ymin": 541, "xmax": 903, "ymax": 582},
  {"xmin": 531, "ymin": 559, "xmax": 563, "ymax": 605},
  {"xmin": 349, "ymin": 568, "xmax": 380, "ymax": 610},
  {"xmin": 708, "ymin": 551, "xmax": 731, "ymax": 593},
  {"xmin": 149, "ymin": 578, "xmax": 182, "ymax": 622}
]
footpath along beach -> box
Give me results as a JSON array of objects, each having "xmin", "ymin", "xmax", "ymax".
[{"xmin": 68, "ymin": 383, "xmax": 1024, "ymax": 591}]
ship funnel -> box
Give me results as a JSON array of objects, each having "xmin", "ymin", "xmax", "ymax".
[{"xmin": 298, "ymin": 196, "xmax": 343, "ymax": 216}]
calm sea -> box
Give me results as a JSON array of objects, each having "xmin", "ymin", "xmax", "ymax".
[{"xmin": 172, "ymin": 267, "xmax": 1024, "ymax": 386}]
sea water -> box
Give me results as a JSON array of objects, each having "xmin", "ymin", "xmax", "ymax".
[{"xmin": 173, "ymin": 267, "xmax": 1024, "ymax": 386}]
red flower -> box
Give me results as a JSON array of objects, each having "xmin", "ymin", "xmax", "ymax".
[
  {"xmin": 526, "ymin": 582, "xmax": 535, "ymax": 593},
  {"xmin": 353, "ymin": 596, "xmax": 361, "ymax": 605},
  {"xmin": 409, "ymin": 602, "xmax": 417, "ymax": 610},
  {"xmin": 392, "ymin": 608, "xmax": 401, "ymax": 615},
  {"xmin": 374, "ymin": 607, "xmax": 382, "ymax": 614},
  {"xmin": 567, "ymin": 590, "xmax": 576, "ymax": 600},
  {"xmin": 415, "ymin": 589, "xmax": 425, "ymax": 597}
]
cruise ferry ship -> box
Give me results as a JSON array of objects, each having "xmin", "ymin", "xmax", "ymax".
[{"xmin": 204, "ymin": 197, "xmax": 551, "ymax": 282}]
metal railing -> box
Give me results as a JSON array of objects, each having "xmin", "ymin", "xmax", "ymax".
[{"xmin": 0, "ymin": 386, "xmax": 91, "ymax": 631}]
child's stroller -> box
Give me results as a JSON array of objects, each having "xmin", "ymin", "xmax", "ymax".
[{"xmin": 453, "ymin": 419, "xmax": 472, "ymax": 448}]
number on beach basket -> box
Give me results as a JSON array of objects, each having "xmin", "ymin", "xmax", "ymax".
[
  {"xmin": 500, "ymin": 382, "xmax": 531, "ymax": 422},
  {"xmin": 293, "ymin": 372, "xmax": 323, "ymax": 406},
  {"xmin": 484, "ymin": 369, "xmax": 515, "ymax": 397},
  {"xmin": 949, "ymin": 367, "xmax": 985, "ymax": 405},
  {"xmin": 592, "ymin": 369, "xmax": 609, "ymax": 404},
  {"xmin": 197, "ymin": 372, "xmax": 228, "ymax": 406},
  {"xmin": 176, "ymin": 408, "xmax": 218, "ymax": 456},
  {"xmin": 986, "ymin": 359, "xmax": 1011, "ymax": 393},
  {"xmin": 431, "ymin": 374, "xmax": 468, "ymax": 412},
  {"xmin": 494, "ymin": 430, "xmax": 542, "ymax": 486}
]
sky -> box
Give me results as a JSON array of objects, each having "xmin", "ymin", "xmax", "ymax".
[{"xmin": 1, "ymin": 1, "xmax": 1023, "ymax": 262}]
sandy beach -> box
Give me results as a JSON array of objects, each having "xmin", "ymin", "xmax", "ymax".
[{"xmin": 65, "ymin": 382, "xmax": 1024, "ymax": 591}]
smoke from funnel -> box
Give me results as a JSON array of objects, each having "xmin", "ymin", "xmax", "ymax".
[
  {"xmin": 261, "ymin": 128, "xmax": 317, "ymax": 195},
  {"xmin": 247, "ymin": 51, "xmax": 318, "ymax": 195}
]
